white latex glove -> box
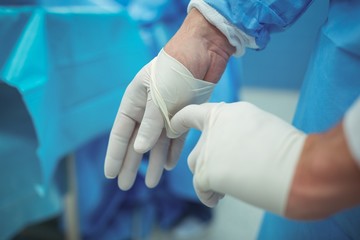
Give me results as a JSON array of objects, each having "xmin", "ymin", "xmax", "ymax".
[
  {"xmin": 104, "ymin": 49, "xmax": 215, "ymax": 190},
  {"xmin": 170, "ymin": 102, "xmax": 306, "ymax": 215}
]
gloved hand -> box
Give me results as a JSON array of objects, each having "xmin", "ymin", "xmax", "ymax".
[
  {"xmin": 170, "ymin": 102, "xmax": 306, "ymax": 215},
  {"xmin": 104, "ymin": 49, "xmax": 214, "ymax": 190}
]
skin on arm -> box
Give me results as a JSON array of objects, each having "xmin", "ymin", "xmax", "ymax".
[
  {"xmin": 165, "ymin": 8, "xmax": 235, "ymax": 83},
  {"xmin": 285, "ymin": 122, "xmax": 360, "ymax": 220}
]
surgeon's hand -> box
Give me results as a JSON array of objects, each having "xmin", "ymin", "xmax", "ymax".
[
  {"xmin": 104, "ymin": 8, "xmax": 235, "ymax": 191},
  {"xmin": 170, "ymin": 102, "xmax": 306, "ymax": 215},
  {"xmin": 104, "ymin": 49, "xmax": 215, "ymax": 190}
]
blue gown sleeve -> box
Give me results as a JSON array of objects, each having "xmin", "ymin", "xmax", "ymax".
[{"xmin": 204, "ymin": 0, "xmax": 313, "ymax": 48}]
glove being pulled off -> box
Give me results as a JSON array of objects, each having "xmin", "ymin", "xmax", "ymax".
[{"xmin": 104, "ymin": 49, "xmax": 214, "ymax": 190}]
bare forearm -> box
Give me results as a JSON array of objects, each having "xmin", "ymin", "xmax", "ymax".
[
  {"xmin": 286, "ymin": 123, "xmax": 360, "ymax": 220},
  {"xmin": 164, "ymin": 8, "xmax": 235, "ymax": 83}
]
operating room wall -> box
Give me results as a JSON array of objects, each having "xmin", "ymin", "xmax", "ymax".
[{"xmin": 241, "ymin": 0, "xmax": 329, "ymax": 90}]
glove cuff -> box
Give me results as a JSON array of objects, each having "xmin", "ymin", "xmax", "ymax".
[
  {"xmin": 150, "ymin": 49, "xmax": 215, "ymax": 138},
  {"xmin": 344, "ymin": 97, "xmax": 360, "ymax": 165}
]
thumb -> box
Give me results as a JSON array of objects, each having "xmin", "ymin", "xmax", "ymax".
[{"xmin": 170, "ymin": 103, "xmax": 213, "ymax": 136}]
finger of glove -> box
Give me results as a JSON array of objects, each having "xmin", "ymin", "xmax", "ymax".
[
  {"xmin": 119, "ymin": 70, "xmax": 150, "ymax": 123},
  {"xmin": 170, "ymin": 104, "xmax": 212, "ymax": 136},
  {"xmin": 165, "ymin": 133, "xmax": 187, "ymax": 170},
  {"xmin": 134, "ymin": 98, "xmax": 164, "ymax": 153},
  {"xmin": 146, "ymin": 130, "xmax": 170, "ymax": 188},
  {"xmin": 193, "ymin": 177, "xmax": 224, "ymax": 208},
  {"xmin": 104, "ymin": 114, "xmax": 136, "ymax": 179},
  {"xmin": 117, "ymin": 127, "xmax": 143, "ymax": 191}
]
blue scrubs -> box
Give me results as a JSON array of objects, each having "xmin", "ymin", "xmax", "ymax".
[{"xmin": 205, "ymin": 0, "xmax": 360, "ymax": 238}]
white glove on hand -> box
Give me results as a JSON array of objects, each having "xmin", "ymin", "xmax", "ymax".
[
  {"xmin": 170, "ymin": 102, "xmax": 306, "ymax": 215},
  {"xmin": 104, "ymin": 49, "xmax": 214, "ymax": 190}
]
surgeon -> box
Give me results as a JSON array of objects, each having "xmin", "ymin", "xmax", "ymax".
[{"xmin": 105, "ymin": 0, "xmax": 360, "ymax": 239}]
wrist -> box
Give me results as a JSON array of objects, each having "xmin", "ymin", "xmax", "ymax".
[
  {"xmin": 164, "ymin": 8, "xmax": 235, "ymax": 83},
  {"xmin": 285, "ymin": 123, "xmax": 360, "ymax": 219},
  {"xmin": 188, "ymin": 0, "xmax": 258, "ymax": 56}
]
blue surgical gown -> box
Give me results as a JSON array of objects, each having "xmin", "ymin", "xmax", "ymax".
[{"xmin": 205, "ymin": 0, "xmax": 360, "ymax": 239}]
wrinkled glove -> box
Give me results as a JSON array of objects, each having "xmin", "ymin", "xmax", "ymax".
[
  {"xmin": 170, "ymin": 102, "xmax": 306, "ymax": 215},
  {"xmin": 104, "ymin": 49, "xmax": 215, "ymax": 190}
]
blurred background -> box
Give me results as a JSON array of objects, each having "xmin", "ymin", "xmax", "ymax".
[{"xmin": 0, "ymin": 0, "xmax": 327, "ymax": 239}]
